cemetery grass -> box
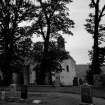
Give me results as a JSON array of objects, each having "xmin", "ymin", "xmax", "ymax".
[
  {"xmin": 28, "ymin": 85, "xmax": 105, "ymax": 99},
  {"xmin": 0, "ymin": 85, "xmax": 105, "ymax": 99}
]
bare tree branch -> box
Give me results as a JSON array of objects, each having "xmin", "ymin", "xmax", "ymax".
[
  {"xmin": 38, "ymin": 0, "xmax": 49, "ymax": 23},
  {"xmin": 49, "ymin": 1, "xmax": 60, "ymax": 19},
  {"xmin": 96, "ymin": 0, "xmax": 100, "ymax": 4},
  {"xmin": 99, "ymin": 5, "xmax": 105, "ymax": 22},
  {"xmin": 40, "ymin": 25, "xmax": 46, "ymax": 40},
  {"xmin": 102, "ymin": 13, "xmax": 105, "ymax": 17},
  {"xmin": 91, "ymin": 0, "xmax": 96, "ymax": 5}
]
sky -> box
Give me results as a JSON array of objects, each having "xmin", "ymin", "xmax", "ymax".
[
  {"xmin": 31, "ymin": 0, "xmax": 105, "ymax": 64},
  {"xmin": 64, "ymin": 0, "xmax": 105, "ymax": 64},
  {"xmin": 64, "ymin": 0, "xmax": 93, "ymax": 64}
]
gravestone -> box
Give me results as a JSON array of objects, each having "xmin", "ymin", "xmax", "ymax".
[
  {"xmin": 12, "ymin": 73, "xmax": 17, "ymax": 84},
  {"xmin": 1, "ymin": 91, "xmax": 6, "ymax": 100},
  {"xmin": 80, "ymin": 83, "xmax": 94, "ymax": 105},
  {"xmin": 21, "ymin": 85, "xmax": 28, "ymax": 99},
  {"xmin": 9, "ymin": 84, "xmax": 17, "ymax": 98}
]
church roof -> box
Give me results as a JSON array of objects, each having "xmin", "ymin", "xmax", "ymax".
[
  {"xmin": 61, "ymin": 51, "xmax": 76, "ymax": 64},
  {"xmin": 68, "ymin": 55, "xmax": 76, "ymax": 64}
]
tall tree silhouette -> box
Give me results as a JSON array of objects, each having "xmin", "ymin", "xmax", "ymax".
[
  {"xmin": 0, "ymin": 0, "xmax": 37, "ymax": 85},
  {"xmin": 28, "ymin": 0, "xmax": 74, "ymax": 84},
  {"xmin": 85, "ymin": 0, "xmax": 105, "ymax": 84},
  {"xmin": 32, "ymin": 40, "xmax": 69, "ymax": 85}
]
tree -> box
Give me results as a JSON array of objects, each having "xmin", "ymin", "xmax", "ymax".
[
  {"xmin": 28, "ymin": 0, "xmax": 74, "ymax": 84},
  {"xmin": 85, "ymin": 0, "xmax": 105, "ymax": 84},
  {"xmin": 0, "ymin": 0, "xmax": 37, "ymax": 85},
  {"xmin": 32, "ymin": 39, "xmax": 69, "ymax": 84}
]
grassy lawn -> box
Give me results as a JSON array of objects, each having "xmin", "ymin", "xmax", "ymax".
[
  {"xmin": 28, "ymin": 85, "xmax": 105, "ymax": 99},
  {"xmin": 0, "ymin": 86, "xmax": 105, "ymax": 105},
  {"xmin": 0, "ymin": 92, "xmax": 81, "ymax": 105},
  {"xmin": 0, "ymin": 85, "xmax": 105, "ymax": 99},
  {"xmin": 0, "ymin": 91, "xmax": 105, "ymax": 105}
]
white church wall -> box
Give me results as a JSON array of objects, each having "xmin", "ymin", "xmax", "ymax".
[{"xmin": 59, "ymin": 59, "xmax": 76, "ymax": 86}]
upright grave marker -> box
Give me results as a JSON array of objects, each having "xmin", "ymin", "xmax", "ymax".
[
  {"xmin": 21, "ymin": 85, "xmax": 28, "ymax": 99},
  {"xmin": 1, "ymin": 90, "xmax": 6, "ymax": 100},
  {"xmin": 9, "ymin": 84, "xmax": 17, "ymax": 98},
  {"xmin": 9, "ymin": 72, "xmax": 18, "ymax": 98},
  {"xmin": 80, "ymin": 82, "xmax": 94, "ymax": 105}
]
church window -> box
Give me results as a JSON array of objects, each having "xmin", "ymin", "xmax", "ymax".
[{"xmin": 66, "ymin": 65, "xmax": 69, "ymax": 72}]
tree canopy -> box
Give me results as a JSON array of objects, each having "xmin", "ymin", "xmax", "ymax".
[
  {"xmin": 0, "ymin": 0, "xmax": 74, "ymax": 85},
  {"xmin": 0, "ymin": 0, "xmax": 37, "ymax": 85},
  {"xmin": 27, "ymin": 0, "xmax": 74, "ymax": 84}
]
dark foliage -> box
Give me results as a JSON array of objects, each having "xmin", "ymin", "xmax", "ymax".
[
  {"xmin": 73, "ymin": 77, "xmax": 78, "ymax": 86},
  {"xmin": 27, "ymin": 0, "xmax": 74, "ymax": 84},
  {"xmin": 0, "ymin": 0, "xmax": 37, "ymax": 85},
  {"xmin": 86, "ymin": 69, "xmax": 94, "ymax": 85},
  {"xmin": 85, "ymin": 0, "xmax": 105, "ymax": 84},
  {"xmin": 32, "ymin": 41, "xmax": 69, "ymax": 84}
]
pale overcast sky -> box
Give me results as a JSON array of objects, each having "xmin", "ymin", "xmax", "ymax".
[{"xmin": 64, "ymin": 0, "xmax": 93, "ymax": 64}]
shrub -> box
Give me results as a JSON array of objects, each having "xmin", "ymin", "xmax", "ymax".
[{"xmin": 73, "ymin": 77, "xmax": 78, "ymax": 86}]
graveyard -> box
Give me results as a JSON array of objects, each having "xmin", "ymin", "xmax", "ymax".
[
  {"xmin": 1, "ymin": 92, "xmax": 105, "ymax": 105},
  {"xmin": 0, "ymin": 0, "xmax": 105, "ymax": 105},
  {"xmin": 0, "ymin": 85, "xmax": 105, "ymax": 105}
]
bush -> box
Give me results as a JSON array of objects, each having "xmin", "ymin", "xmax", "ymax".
[
  {"xmin": 73, "ymin": 77, "xmax": 78, "ymax": 86},
  {"xmin": 79, "ymin": 78, "xmax": 83, "ymax": 85},
  {"xmin": 86, "ymin": 70, "xmax": 94, "ymax": 85},
  {"xmin": 100, "ymin": 74, "xmax": 105, "ymax": 86}
]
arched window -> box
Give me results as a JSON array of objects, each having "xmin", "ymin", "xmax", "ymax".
[{"xmin": 66, "ymin": 65, "xmax": 69, "ymax": 72}]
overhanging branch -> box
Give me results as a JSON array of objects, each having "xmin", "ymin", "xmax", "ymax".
[
  {"xmin": 91, "ymin": 0, "xmax": 96, "ymax": 6},
  {"xmin": 98, "ymin": 5, "xmax": 105, "ymax": 22}
]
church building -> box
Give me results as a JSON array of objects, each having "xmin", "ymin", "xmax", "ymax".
[
  {"xmin": 28, "ymin": 36, "xmax": 76, "ymax": 86},
  {"xmin": 52, "ymin": 36, "xmax": 76, "ymax": 86}
]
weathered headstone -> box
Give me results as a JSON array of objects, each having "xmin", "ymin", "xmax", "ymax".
[
  {"xmin": 12, "ymin": 73, "xmax": 17, "ymax": 83},
  {"xmin": 80, "ymin": 83, "xmax": 94, "ymax": 105},
  {"xmin": 1, "ymin": 91, "xmax": 6, "ymax": 100},
  {"xmin": 9, "ymin": 84, "xmax": 17, "ymax": 98},
  {"xmin": 21, "ymin": 85, "xmax": 28, "ymax": 99},
  {"xmin": 8, "ymin": 73, "xmax": 18, "ymax": 99}
]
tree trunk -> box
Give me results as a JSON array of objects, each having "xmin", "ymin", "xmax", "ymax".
[
  {"xmin": 91, "ymin": 2, "xmax": 101, "ymax": 84},
  {"xmin": 39, "ymin": 40, "xmax": 49, "ymax": 84},
  {"xmin": 92, "ymin": 3, "xmax": 100, "ymax": 74},
  {"xmin": 39, "ymin": 23, "xmax": 50, "ymax": 85}
]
